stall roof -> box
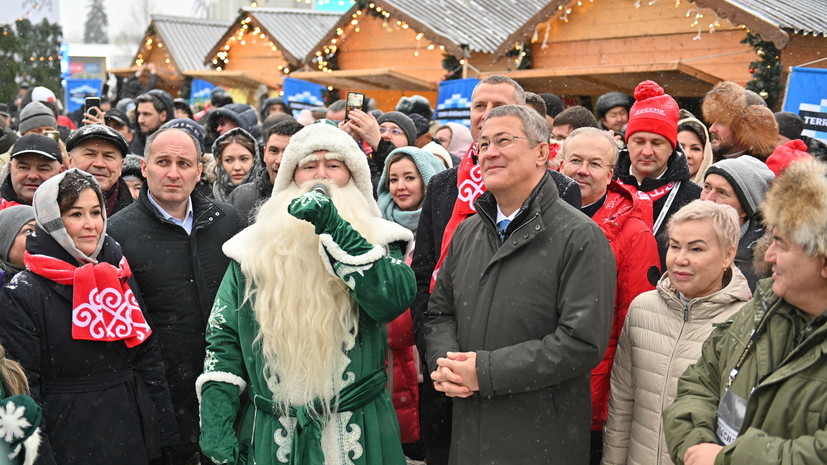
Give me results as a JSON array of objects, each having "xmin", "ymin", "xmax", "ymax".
[
  {"xmin": 289, "ymin": 68, "xmax": 438, "ymax": 92},
  {"xmin": 205, "ymin": 8, "xmax": 343, "ymax": 66},
  {"xmin": 484, "ymin": 61, "xmax": 722, "ymax": 97},
  {"xmin": 151, "ymin": 16, "xmax": 232, "ymax": 73}
]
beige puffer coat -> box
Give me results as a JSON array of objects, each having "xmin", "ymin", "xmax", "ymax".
[{"xmin": 602, "ymin": 265, "xmax": 751, "ymax": 465}]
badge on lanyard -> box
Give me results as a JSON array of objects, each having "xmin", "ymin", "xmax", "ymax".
[{"xmin": 716, "ymin": 387, "xmax": 748, "ymax": 445}]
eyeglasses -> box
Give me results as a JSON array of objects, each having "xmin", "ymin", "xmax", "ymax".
[
  {"xmin": 379, "ymin": 127, "xmax": 405, "ymax": 136},
  {"xmin": 565, "ymin": 158, "xmax": 611, "ymax": 172},
  {"xmin": 477, "ymin": 133, "xmax": 542, "ymax": 154}
]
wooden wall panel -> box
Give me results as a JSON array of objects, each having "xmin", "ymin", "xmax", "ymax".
[
  {"xmin": 335, "ymin": 14, "xmax": 446, "ymax": 83},
  {"xmin": 224, "ymin": 30, "xmax": 289, "ymax": 88}
]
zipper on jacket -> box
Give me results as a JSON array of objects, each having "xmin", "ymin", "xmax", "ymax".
[{"xmin": 657, "ymin": 301, "xmax": 690, "ymax": 461}]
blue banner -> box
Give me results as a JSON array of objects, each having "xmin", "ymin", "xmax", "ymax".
[
  {"xmin": 190, "ymin": 79, "xmax": 215, "ymax": 109},
  {"xmin": 434, "ymin": 77, "xmax": 478, "ymax": 127},
  {"xmin": 783, "ymin": 67, "xmax": 827, "ymax": 143},
  {"xmin": 283, "ymin": 77, "xmax": 326, "ymax": 117},
  {"xmin": 64, "ymin": 79, "xmax": 103, "ymax": 113}
]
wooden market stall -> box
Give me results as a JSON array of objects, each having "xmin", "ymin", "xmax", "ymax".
[
  {"xmin": 196, "ymin": 8, "xmax": 343, "ymax": 102},
  {"xmin": 108, "ymin": 15, "xmax": 231, "ymax": 98},
  {"xmin": 290, "ymin": 0, "xmax": 557, "ymax": 110},
  {"xmin": 478, "ymin": 0, "xmax": 827, "ymax": 106}
]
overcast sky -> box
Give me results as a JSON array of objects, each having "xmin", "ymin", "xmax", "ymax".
[{"xmin": 59, "ymin": 0, "xmax": 199, "ymax": 43}]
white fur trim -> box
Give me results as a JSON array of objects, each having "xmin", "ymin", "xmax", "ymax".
[
  {"xmin": 364, "ymin": 217, "xmax": 415, "ymax": 256},
  {"xmin": 222, "ymin": 225, "xmax": 258, "ymax": 263},
  {"xmin": 319, "ymin": 234, "xmax": 386, "ymax": 266},
  {"xmin": 318, "ymin": 240, "xmax": 339, "ymax": 279},
  {"xmin": 22, "ymin": 428, "xmax": 40, "ymax": 465},
  {"xmin": 195, "ymin": 371, "xmax": 248, "ymax": 404}
]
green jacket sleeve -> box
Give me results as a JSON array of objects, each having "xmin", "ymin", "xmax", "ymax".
[
  {"xmin": 320, "ymin": 233, "xmax": 415, "ymax": 325},
  {"xmin": 716, "ymin": 426, "xmax": 827, "ymax": 465},
  {"xmin": 197, "ymin": 262, "xmax": 249, "ymax": 465},
  {"xmin": 663, "ymin": 322, "xmax": 731, "ymax": 465}
]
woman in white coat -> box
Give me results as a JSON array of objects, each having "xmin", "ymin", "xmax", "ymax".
[{"xmin": 602, "ymin": 200, "xmax": 752, "ymax": 465}]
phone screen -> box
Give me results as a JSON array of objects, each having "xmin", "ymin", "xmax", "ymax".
[{"xmin": 344, "ymin": 92, "xmax": 365, "ymax": 122}]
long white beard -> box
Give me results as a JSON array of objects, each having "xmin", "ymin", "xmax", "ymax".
[{"xmin": 241, "ymin": 179, "xmax": 380, "ymax": 413}]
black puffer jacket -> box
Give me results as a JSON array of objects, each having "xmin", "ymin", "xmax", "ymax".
[
  {"xmin": 614, "ymin": 146, "xmax": 702, "ymax": 270},
  {"xmin": 228, "ymin": 170, "xmax": 273, "ymax": 227},
  {"xmin": 0, "ymin": 229, "xmax": 179, "ymax": 465},
  {"xmin": 108, "ymin": 187, "xmax": 241, "ymax": 450}
]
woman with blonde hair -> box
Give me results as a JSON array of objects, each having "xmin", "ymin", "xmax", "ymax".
[{"xmin": 602, "ymin": 200, "xmax": 751, "ymax": 465}]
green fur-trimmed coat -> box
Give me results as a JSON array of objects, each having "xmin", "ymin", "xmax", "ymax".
[{"xmin": 197, "ymin": 229, "xmax": 415, "ymax": 465}]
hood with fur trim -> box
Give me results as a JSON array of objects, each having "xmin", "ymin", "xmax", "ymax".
[
  {"xmin": 762, "ymin": 158, "xmax": 827, "ymax": 255},
  {"xmin": 273, "ymin": 123, "xmax": 375, "ymax": 208},
  {"xmin": 702, "ymin": 81, "xmax": 778, "ymax": 159}
]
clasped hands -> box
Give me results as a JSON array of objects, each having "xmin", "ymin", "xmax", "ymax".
[{"xmin": 430, "ymin": 351, "xmax": 479, "ymax": 398}]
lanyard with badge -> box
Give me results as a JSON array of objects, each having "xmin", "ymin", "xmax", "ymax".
[{"xmin": 716, "ymin": 291, "xmax": 781, "ymax": 446}]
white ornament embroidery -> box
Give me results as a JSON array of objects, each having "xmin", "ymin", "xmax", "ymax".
[
  {"xmin": 207, "ymin": 303, "xmax": 227, "ymax": 332},
  {"xmin": 336, "ymin": 263, "xmax": 375, "ymax": 290},
  {"xmin": 203, "ymin": 349, "xmax": 218, "ymax": 372},
  {"xmin": 0, "ymin": 401, "xmax": 31, "ymax": 442},
  {"xmin": 274, "ymin": 417, "xmax": 295, "ymax": 464},
  {"xmin": 72, "ymin": 288, "xmax": 150, "ymax": 341},
  {"xmin": 457, "ymin": 164, "xmax": 483, "ymax": 212},
  {"xmin": 337, "ymin": 411, "xmax": 363, "ymax": 464}
]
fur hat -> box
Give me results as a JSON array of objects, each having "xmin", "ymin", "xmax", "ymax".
[
  {"xmin": 595, "ymin": 91, "xmax": 631, "ymax": 120},
  {"xmin": 625, "ymin": 81, "xmax": 679, "ymax": 148},
  {"xmin": 762, "ymin": 158, "xmax": 827, "ymax": 255},
  {"xmin": 274, "ymin": 123, "xmax": 374, "ymax": 204},
  {"xmin": 702, "ymin": 81, "xmax": 778, "ymax": 159}
]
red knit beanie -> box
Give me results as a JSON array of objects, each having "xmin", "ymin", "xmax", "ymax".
[
  {"xmin": 625, "ymin": 80, "xmax": 680, "ymax": 148},
  {"xmin": 765, "ymin": 139, "xmax": 812, "ymax": 176}
]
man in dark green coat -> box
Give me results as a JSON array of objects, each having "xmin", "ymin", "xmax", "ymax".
[
  {"xmin": 424, "ymin": 105, "xmax": 616, "ymax": 464},
  {"xmin": 663, "ymin": 158, "xmax": 827, "ymax": 465}
]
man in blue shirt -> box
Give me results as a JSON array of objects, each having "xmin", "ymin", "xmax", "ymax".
[{"xmin": 108, "ymin": 127, "xmax": 241, "ymax": 465}]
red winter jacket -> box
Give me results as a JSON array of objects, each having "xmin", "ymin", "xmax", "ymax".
[
  {"xmin": 387, "ymin": 308, "xmax": 420, "ymax": 443},
  {"xmin": 590, "ymin": 180, "xmax": 660, "ymax": 431}
]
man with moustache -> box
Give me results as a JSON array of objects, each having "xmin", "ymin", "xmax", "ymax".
[
  {"xmin": 702, "ymin": 81, "xmax": 778, "ymax": 162},
  {"xmin": 229, "ymin": 120, "xmax": 304, "ymax": 226},
  {"xmin": 65, "ymin": 124, "xmax": 134, "ymax": 216},
  {"xmin": 197, "ymin": 123, "xmax": 416, "ymax": 465},
  {"xmin": 108, "ymin": 127, "xmax": 241, "ymax": 465}
]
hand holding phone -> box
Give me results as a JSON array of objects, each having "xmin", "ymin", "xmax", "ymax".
[{"xmin": 85, "ymin": 97, "xmax": 101, "ymax": 118}]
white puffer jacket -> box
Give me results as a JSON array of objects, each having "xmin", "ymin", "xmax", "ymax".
[{"xmin": 602, "ymin": 265, "xmax": 751, "ymax": 465}]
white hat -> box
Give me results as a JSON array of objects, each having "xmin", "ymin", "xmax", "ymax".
[{"xmin": 274, "ymin": 122, "xmax": 374, "ymax": 203}]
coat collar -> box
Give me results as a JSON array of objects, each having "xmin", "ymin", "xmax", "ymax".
[{"xmin": 138, "ymin": 184, "xmax": 222, "ymax": 231}]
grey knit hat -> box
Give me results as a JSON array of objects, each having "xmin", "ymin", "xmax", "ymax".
[
  {"xmin": 0, "ymin": 205, "xmax": 35, "ymax": 262},
  {"xmin": 18, "ymin": 101, "xmax": 57, "ymax": 135},
  {"xmin": 704, "ymin": 156, "xmax": 775, "ymax": 218},
  {"xmin": 377, "ymin": 111, "xmax": 416, "ymax": 146}
]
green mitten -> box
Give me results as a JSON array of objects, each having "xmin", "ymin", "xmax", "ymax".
[
  {"xmin": 0, "ymin": 394, "xmax": 41, "ymax": 452},
  {"xmin": 288, "ymin": 191, "xmax": 375, "ymax": 256},
  {"xmin": 199, "ymin": 382, "xmax": 241, "ymax": 465}
]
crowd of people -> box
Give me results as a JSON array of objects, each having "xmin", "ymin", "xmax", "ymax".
[{"xmin": 0, "ymin": 73, "xmax": 825, "ymax": 465}]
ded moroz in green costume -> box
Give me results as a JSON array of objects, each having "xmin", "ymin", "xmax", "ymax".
[{"xmin": 196, "ymin": 122, "xmax": 416, "ymax": 465}]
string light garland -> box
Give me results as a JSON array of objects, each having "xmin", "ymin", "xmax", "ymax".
[
  {"xmin": 309, "ymin": 1, "xmax": 450, "ymax": 74},
  {"xmin": 207, "ymin": 14, "xmax": 285, "ymax": 75}
]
